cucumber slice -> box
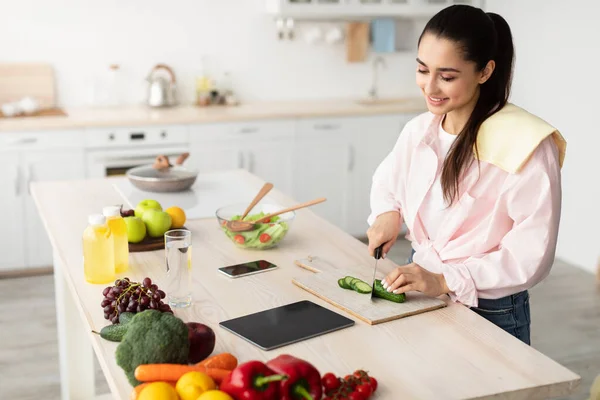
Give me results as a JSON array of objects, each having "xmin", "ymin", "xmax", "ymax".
[
  {"xmin": 373, "ymin": 279, "xmax": 406, "ymax": 303},
  {"xmin": 338, "ymin": 278, "xmax": 351, "ymax": 289},
  {"xmin": 349, "ymin": 278, "xmax": 361, "ymax": 289},
  {"xmin": 353, "ymin": 280, "xmax": 372, "ymax": 294},
  {"xmin": 343, "ymin": 276, "xmax": 355, "ymax": 288}
]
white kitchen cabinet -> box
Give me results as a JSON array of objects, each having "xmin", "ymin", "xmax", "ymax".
[
  {"xmin": 244, "ymin": 142, "xmax": 294, "ymax": 198},
  {"xmin": 292, "ymin": 118, "xmax": 351, "ymax": 228},
  {"xmin": 190, "ymin": 144, "xmax": 244, "ymax": 173},
  {"xmin": 23, "ymin": 150, "xmax": 86, "ymax": 268},
  {"xmin": 266, "ymin": 0, "xmax": 485, "ymax": 19},
  {"xmin": 0, "ymin": 153, "xmax": 26, "ymax": 270},
  {"xmin": 0, "ymin": 130, "xmax": 85, "ymax": 272},
  {"xmin": 344, "ymin": 114, "xmax": 416, "ymax": 236},
  {"xmin": 189, "ymin": 120, "xmax": 295, "ymax": 198},
  {"xmin": 292, "ymin": 113, "xmax": 416, "ymax": 236}
]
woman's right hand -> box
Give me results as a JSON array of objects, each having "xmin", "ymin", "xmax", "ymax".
[{"xmin": 366, "ymin": 211, "xmax": 402, "ymax": 258}]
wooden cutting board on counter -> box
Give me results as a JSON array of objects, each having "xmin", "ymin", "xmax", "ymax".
[
  {"xmin": 292, "ymin": 256, "xmax": 446, "ymax": 325},
  {"xmin": 0, "ymin": 63, "xmax": 56, "ymax": 109}
]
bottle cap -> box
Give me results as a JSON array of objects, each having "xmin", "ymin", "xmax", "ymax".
[
  {"xmin": 88, "ymin": 214, "xmax": 106, "ymax": 225},
  {"xmin": 103, "ymin": 206, "xmax": 121, "ymax": 217}
]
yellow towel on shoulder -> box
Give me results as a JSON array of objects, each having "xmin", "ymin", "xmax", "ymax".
[{"xmin": 476, "ymin": 103, "xmax": 566, "ymax": 173}]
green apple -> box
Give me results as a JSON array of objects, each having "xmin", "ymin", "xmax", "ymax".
[
  {"xmin": 124, "ymin": 216, "xmax": 147, "ymax": 243},
  {"xmin": 134, "ymin": 199, "xmax": 162, "ymax": 218},
  {"xmin": 142, "ymin": 210, "xmax": 172, "ymax": 238}
]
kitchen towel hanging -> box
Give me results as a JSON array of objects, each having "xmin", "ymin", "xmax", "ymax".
[{"xmin": 371, "ymin": 18, "xmax": 396, "ymax": 53}]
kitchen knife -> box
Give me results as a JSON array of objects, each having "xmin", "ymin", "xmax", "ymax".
[{"xmin": 370, "ymin": 244, "xmax": 384, "ymax": 299}]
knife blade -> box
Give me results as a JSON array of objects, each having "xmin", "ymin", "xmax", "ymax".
[{"xmin": 370, "ymin": 244, "xmax": 384, "ymax": 299}]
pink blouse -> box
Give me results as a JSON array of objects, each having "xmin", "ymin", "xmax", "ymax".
[{"xmin": 368, "ymin": 111, "xmax": 562, "ymax": 308}]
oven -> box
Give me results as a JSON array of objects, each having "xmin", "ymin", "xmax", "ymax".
[{"xmin": 85, "ymin": 125, "xmax": 190, "ymax": 178}]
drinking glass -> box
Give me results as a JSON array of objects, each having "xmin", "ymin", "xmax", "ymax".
[{"xmin": 164, "ymin": 229, "xmax": 192, "ymax": 308}]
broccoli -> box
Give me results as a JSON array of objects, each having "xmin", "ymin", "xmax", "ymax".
[{"xmin": 115, "ymin": 309, "xmax": 189, "ymax": 386}]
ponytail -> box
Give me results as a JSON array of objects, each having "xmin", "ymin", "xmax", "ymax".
[{"xmin": 419, "ymin": 6, "xmax": 515, "ymax": 205}]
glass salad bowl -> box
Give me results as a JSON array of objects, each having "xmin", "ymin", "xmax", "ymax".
[{"xmin": 215, "ymin": 203, "xmax": 295, "ymax": 250}]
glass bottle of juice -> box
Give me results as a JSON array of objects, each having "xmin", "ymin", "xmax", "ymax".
[
  {"xmin": 82, "ymin": 214, "xmax": 115, "ymax": 284},
  {"xmin": 103, "ymin": 206, "xmax": 129, "ymax": 274}
]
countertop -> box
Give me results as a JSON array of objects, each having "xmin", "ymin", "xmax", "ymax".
[
  {"xmin": 0, "ymin": 97, "xmax": 428, "ymax": 132},
  {"xmin": 30, "ymin": 169, "xmax": 581, "ymax": 400}
]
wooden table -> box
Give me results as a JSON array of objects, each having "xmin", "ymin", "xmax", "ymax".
[{"xmin": 31, "ymin": 170, "xmax": 581, "ymax": 400}]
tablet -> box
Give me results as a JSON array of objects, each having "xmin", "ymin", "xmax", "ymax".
[{"xmin": 219, "ymin": 300, "xmax": 355, "ymax": 350}]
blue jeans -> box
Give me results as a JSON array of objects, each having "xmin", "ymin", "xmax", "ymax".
[{"xmin": 408, "ymin": 249, "xmax": 531, "ymax": 345}]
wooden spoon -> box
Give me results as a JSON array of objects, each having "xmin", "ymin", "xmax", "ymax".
[
  {"xmin": 226, "ymin": 182, "xmax": 274, "ymax": 231},
  {"xmin": 226, "ymin": 197, "xmax": 327, "ymax": 232}
]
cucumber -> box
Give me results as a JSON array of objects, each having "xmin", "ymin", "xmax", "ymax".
[
  {"xmin": 118, "ymin": 312, "xmax": 135, "ymax": 325},
  {"xmin": 352, "ymin": 280, "xmax": 372, "ymax": 294},
  {"xmin": 373, "ymin": 279, "xmax": 406, "ymax": 303},
  {"xmin": 338, "ymin": 278, "xmax": 351, "ymax": 289},
  {"xmin": 99, "ymin": 323, "xmax": 129, "ymax": 342}
]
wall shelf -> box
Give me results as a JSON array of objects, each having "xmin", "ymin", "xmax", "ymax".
[{"xmin": 266, "ymin": 0, "xmax": 485, "ymax": 20}]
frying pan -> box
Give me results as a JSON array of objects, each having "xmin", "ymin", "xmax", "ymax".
[{"xmin": 126, "ymin": 153, "xmax": 198, "ymax": 192}]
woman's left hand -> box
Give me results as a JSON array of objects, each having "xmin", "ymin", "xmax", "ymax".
[{"xmin": 382, "ymin": 263, "xmax": 450, "ymax": 298}]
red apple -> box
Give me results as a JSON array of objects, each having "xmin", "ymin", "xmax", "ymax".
[{"xmin": 187, "ymin": 322, "xmax": 216, "ymax": 364}]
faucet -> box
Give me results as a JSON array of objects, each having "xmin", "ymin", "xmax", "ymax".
[{"xmin": 369, "ymin": 56, "xmax": 387, "ymax": 100}]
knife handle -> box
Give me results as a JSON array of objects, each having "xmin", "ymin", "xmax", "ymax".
[{"xmin": 374, "ymin": 244, "xmax": 384, "ymax": 260}]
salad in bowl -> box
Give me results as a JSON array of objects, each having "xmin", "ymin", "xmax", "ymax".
[{"xmin": 215, "ymin": 203, "xmax": 295, "ymax": 250}]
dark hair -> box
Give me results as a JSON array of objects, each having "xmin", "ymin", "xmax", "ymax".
[{"xmin": 418, "ymin": 5, "xmax": 515, "ymax": 205}]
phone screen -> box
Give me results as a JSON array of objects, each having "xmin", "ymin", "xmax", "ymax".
[{"xmin": 219, "ymin": 260, "xmax": 278, "ymax": 277}]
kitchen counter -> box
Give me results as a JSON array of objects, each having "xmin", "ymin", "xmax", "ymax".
[
  {"xmin": 31, "ymin": 170, "xmax": 580, "ymax": 400},
  {"xmin": 0, "ymin": 97, "xmax": 427, "ymax": 132}
]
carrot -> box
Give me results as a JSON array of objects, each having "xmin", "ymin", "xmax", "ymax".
[
  {"xmin": 134, "ymin": 364, "xmax": 232, "ymax": 384},
  {"xmin": 130, "ymin": 381, "xmax": 176, "ymax": 400},
  {"xmin": 197, "ymin": 353, "xmax": 238, "ymax": 370}
]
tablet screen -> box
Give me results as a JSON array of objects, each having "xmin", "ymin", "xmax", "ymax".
[{"xmin": 219, "ymin": 300, "xmax": 355, "ymax": 350}]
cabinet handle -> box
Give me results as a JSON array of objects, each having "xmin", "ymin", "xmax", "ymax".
[
  {"xmin": 238, "ymin": 151, "xmax": 245, "ymax": 168},
  {"xmin": 14, "ymin": 166, "xmax": 20, "ymax": 196},
  {"xmin": 8, "ymin": 137, "xmax": 38, "ymax": 145},
  {"xmin": 26, "ymin": 164, "xmax": 33, "ymax": 195},
  {"xmin": 348, "ymin": 145, "xmax": 355, "ymax": 172},
  {"xmin": 248, "ymin": 152, "xmax": 255, "ymax": 173},
  {"xmin": 313, "ymin": 123, "xmax": 341, "ymax": 131},
  {"xmin": 238, "ymin": 127, "xmax": 259, "ymax": 134}
]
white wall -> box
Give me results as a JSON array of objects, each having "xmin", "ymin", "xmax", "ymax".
[
  {"xmin": 0, "ymin": 0, "xmax": 424, "ymax": 107},
  {"xmin": 487, "ymin": 0, "xmax": 600, "ymax": 273}
]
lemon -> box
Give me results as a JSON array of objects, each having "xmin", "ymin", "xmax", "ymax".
[
  {"xmin": 197, "ymin": 390, "xmax": 234, "ymax": 400},
  {"xmin": 176, "ymin": 371, "xmax": 216, "ymax": 400},
  {"xmin": 138, "ymin": 382, "xmax": 179, "ymax": 400},
  {"xmin": 166, "ymin": 206, "xmax": 187, "ymax": 229}
]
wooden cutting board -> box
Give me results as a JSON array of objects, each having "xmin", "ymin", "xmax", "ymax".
[
  {"xmin": 129, "ymin": 226, "xmax": 188, "ymax": 252},
  {"xmin": 346, "ymin": 22, "xmax": 370, "ymax": 63},
  {"xmin": 0, "ymin": 63, "xmax": 56, "ymax": 109},
  {"xmin": 292, "ymin": 256, "xmax": 446, "ymax": 325}
]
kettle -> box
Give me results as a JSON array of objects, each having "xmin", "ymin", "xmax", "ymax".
[{"xmin": 146, "ymin": 64, "xmax": 178, "ymax": 107}]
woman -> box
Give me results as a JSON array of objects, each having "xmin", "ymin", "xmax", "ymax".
[{"xmin": 366, "ymin": 5, "xmax": 566, "ymax": 345}]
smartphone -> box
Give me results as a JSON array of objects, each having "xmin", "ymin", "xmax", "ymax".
[{"xmin": 218, "ymin": 260, "xmax": 278, "ymax": 278}]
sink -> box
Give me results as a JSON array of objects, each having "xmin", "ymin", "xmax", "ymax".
[{"xmin": 355, "ymin": 97, "xmax": 410, "ymax": 106}]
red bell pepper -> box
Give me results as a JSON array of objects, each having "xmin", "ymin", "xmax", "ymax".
[
  {"xmin": 266, "ymin": 354, "xmax": 322, "ymax": 400},
  {"xmin": 219, "ymin": 360, "xmax": 286, "ymax": 400}
]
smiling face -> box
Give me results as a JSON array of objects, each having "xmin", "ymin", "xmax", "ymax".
[{"xmin": 416, "ymin": 33, "xmax": 494, "ymax": 117}]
